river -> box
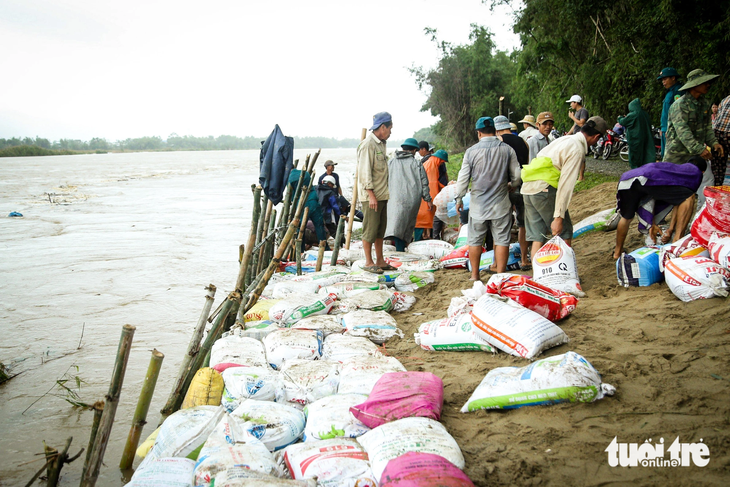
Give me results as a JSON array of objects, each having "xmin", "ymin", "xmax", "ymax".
[{"xmin": 0, "ymin": 148, "xmax": 358, "ymax": 485}]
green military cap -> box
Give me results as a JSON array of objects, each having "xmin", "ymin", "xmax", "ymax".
[
  {"xmin": 679, "ymin": 69, "xmax": 719, "ymax": 91},
  {"xmin": 656, "ymin": 67, "xmax": 679, "ymax": 80}
]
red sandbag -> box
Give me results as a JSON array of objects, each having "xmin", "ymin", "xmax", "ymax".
[
  {"xmin": 440, "ymin": 246, "xmax": 486, "ymax": 269},
  {"xmin": 380, "ymin": 452, "xmax": 474, "ymax": 487},
  {"xmin": 349, "ymin": 372, "xmax": 443, "ymax": 429},
  {"xmin": 691, "ymin": 186, "xmax": 730, "ymax": 246},
  {"xmin": 485, "ymin": 273, "xmax": 578, "ymax": 322}
]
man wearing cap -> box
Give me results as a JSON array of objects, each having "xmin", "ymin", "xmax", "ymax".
[
  {"xmin": 657, "ymin": 67, "xmax": 682, "ymax": 159},
  {"xmin": 356, "ymin": 111, "xmax": 394, "ymax": 274},
  {"xmin": 665, "ymin": 69, "xmax": 724, "ymax": 206},
  {"xmin": 566, "ymin": 95, "xmax": 589, "ymax": 135},
  {"xmin": 521, "ymin": 116, "xmax": 607, "ymax": 257},
  {"xmin": 385, "ymin": 138, "xmax": 432, "ymax": 251},
  {"xmin": 318, "ymin": 160, "xmax": 342, "ymax": 196},
  {"xmin": 527, "ymin": 112, "xmax": 555, "ymax": 163},
  {"xmin": 455, "ymin": 117, "xmax": 521, "ymax": 280},
  {"xmin": 518, "ymin": 114, "xmax": 539, "ymax": 141}
]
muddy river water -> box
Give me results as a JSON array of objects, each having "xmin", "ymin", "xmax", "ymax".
[{"xmin": 0, "ymin": 148, "xmax": 357, "ymax": 485}]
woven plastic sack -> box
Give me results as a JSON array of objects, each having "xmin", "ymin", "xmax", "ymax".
[
  {"xmin": 262, "ymin": 329, "xmax": 323, "ymax": 370},
  {"xmin": 414, "ymin": 314, "xmax": 496, "ymax": 352},
  {"xmin": 616, "ymin": 247, "xmax": 663, "ymax": 287},
  {"xmin": 466, "ymin": 243, "xmax": 522, "ymax": 272},
  {"xmin": 486, "ymin": 273, "xmax": 578, "ymax": 321},
  {"xmin": 342, "ymin": 310, "xmax": 402, "ymax": 344},
  {"xmin": 268, "ymin": 293, "xmax": 337, "ymax": 325},
  {"xmin": 220, "ymin": 366, "xmax": 279, "ymax": 410},
  {"xmin": 318, "ymin": 282, "xmax": 386, "ymax": 299},
  {"xmin": 380, "ymin": 452, "xmax": 474, "ymax": 487},
  {"xmin": 290, "ymin": 315, "xmax": 344, "ymax": 337},
  {"xmin": 244, "ymin": 299, "xmax": 280, "ymax": 322},
  {"xmin": 406, "ymin": 240, "xmax": 455, "ymax": 259},
  {"xmin": 212, "ymin": 470, "xmax": 315, "ymax": 486},
  {"xmin": 532, "ymin": 236, "xmax": 585, "ymax": 297},
  {"xmin": 658, "ymin": 234, "xmax": 709, "ymax": 272},
  {"xmin": 394, "ymin": 271, "xmax": 435, "ymax": 292},
  {"xmin": 283, "ymin": 438, "xmax": 376, "ymax": 487},
  {"xmin": 337, "ymin": 355, "xmax": 406, "ymax": 395},
  {"xmin": 707, "ymin": 232, "xmax": 730, "ymax": 268},
  {"xmin": 572, "ymin": 208, "xmax": 619, "ymax": 239},
  {"xmin": 230, "ymin": 401, "xmax": 305, "ymax": 452},
  {"xmin": 691, "ymin": 186, "xmax": 730, "ymax": 246},
  {"xmin": 336, "ymin": 290, "xmax": 396, "ymax": 313},
  {"xmin": 439, "ymin": 245, "xmax": 470, "ymax": 269},
  {"xmin": 210, "ymin": 335, "xmax": 269, "ymax": 371},
  {"xmin": 303, "ymin": 393, "xmax": 370, "ymax": 441},
  {"xmin": 321, "ymin": 333, "xmax": 380, "ymax": 362},
  {"xmin": 664, "ymin": 256, "xmax": 730, "ymax": 302},
  {"xmin": 275, "ymin": 359, "xmax": 340, "ymax": 409},
  {"xmin": 127, "ymin": 458, "xmax": 195, "ymax": 487}
]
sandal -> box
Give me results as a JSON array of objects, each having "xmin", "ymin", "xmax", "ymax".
[
  {"xmin": 521, "ymin": 264, "xmax": 532, "ymax": 271},
  {"xmin": 362, "ymin": 264, "xmax": 384, "ymax": 274},
  {"xmin": 379, "ymin": 264, "xmax": 398, "ymax": 271}
]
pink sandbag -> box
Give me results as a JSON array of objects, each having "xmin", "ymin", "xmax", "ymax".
[
  {"xmin": 691, "ymin": 186, "xmax": 730, "ymax": 246},
  {"xmin": 349, "ymin": 371, "xmax": 443, "ymax": 429},
  {"xmin": 380, "ymin": 452, "xmax": 474, "ymax": 487}
]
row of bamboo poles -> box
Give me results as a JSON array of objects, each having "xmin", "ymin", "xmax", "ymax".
[{"xmin": 32, "ymin": 146, "xmax": 362, "ymax": 486}]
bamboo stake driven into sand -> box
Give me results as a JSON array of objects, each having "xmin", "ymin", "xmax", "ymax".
[
  {"xmin": 315, "ymin": 240, "xmax": 326, "ymax": 271},
  {"xmin": 345, "ymin": 128, "xmax": 367, "ymax": 249},
  {"xmin": 330, "ymin": 215, "xmax": 346, "ymax": 266},
  {"xmin": 238, "ymin": 185, "xmax": 261, "ymax": 292}
]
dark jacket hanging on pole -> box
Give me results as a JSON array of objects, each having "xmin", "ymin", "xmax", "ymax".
[{"xmin": 259, "ymin": 124, "xmax": 294, "ymax": 205}]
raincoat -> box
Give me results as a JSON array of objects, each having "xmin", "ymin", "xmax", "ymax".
[
  {"xmin": 416, "ymin": 155, "xmax": 446, "ymax": 229},
  {"xmin": 618, "ymin": 98, "xmax": 655, "ymax": 168},
  {"xmin": 259, "ymin": 124, "xmax": 294, "ymax": 205},
  {"xmin": 384, "ymin": 151, "xmax": 431, "ymax": 243}
]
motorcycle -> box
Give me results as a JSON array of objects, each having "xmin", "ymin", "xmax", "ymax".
[
  {"xmin": 592, "ymin": 129, "xmax": 619, "ymax": 160},
  {"xmin": 617, "ymin": 126, "xmax": 662, "ymax": 163}
]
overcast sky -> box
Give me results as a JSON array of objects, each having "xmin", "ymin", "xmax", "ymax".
[{"xmin": 0, "ymin": 0, "xmax": 521, "ymax": 142}]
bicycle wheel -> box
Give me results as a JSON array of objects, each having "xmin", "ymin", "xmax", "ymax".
[
  {"xmin": 602, "ymin": 143, "xmax": 612, "ymax": 160},
  {"xmin": 619, "ymin": 145, "xmax": 629, "ymax": 162}
]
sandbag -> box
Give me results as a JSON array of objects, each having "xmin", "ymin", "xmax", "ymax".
[
  {"xmin": 461, "ymin": 351, "xmax": 615, "ymax": 411},
  {"xmin": 127, "ymin": 458, "xmax": 195, "ymax": 487},
  {"xmin": 532, "ymin": 236, "xmax": 585, "ymax": 297},
  {"xmin": 194, "ymin": 413, "xmax": 281, "ymax": 486},
  {"xmin": 691, "ymin": 186, "xmax": 730, "ymax": 246},
  {"xmin": 466, "ymin": 243, "xmax": 522, "ymax": 272},
  {"xmin": 350, "ymin": 372, "xmax": 443, "ymax": 429},
  {"xmin": 318, "ymin": 282, "xmax": 386, "ymax": 299},
  {"xmin": 391, "ymin": 291, "xmax": 417, "ymax": 312},
  {"xmin": 336, "ymin": 290, "xmax": 396, "ymax": 313},
  {"xmin": 321, "ymin": 333, "xmax": 380, "ymax": 362},
  {"xmin": 394, "ymin": 271, "xmax": 435, "ymax": 292},
  {"xmin": 342, "ymin": 309, "xmax": 402, "ymax": 344},
  {"xmin": 339, "ymin": 269, "xmax": 401, "ymax": 286},
  {"xmin": 380, "ymin": 452, "xmax": 475, "ymax": 487},
  {"xmin": 272, "ymin": 280, "xmax": 322, "ymax": 298},
  {"xmin": 220, "ymin": 366, "xmax": 279, "ymax": 410},
  {"xmin": 485, "ymin": 273, "xmax": 578, "ymax": 322},
  {"xmin": 414, "ymin": 314, "xmax": 496, "ymax": 352},
  {"xmin": 303, "ymin": 250, "xmax": 347, "ymax": 266},
  {"xmin": 439, "ymin": 245, "xmax": 470, "ymax": 269},
  {"xmin": 454, "ymin": 225, "xmax": 468, "ymax": 249},
  {"xmin": 212, "ymin": 470, "xmax": 315, "ymax": 486},
  {"xmin": 337, "ymin": 354, "xmax": 407, "ymax": 395},
  {"xmin": 708, "ymin": 232, "xmax": 730, "ymax": 268},
  {"xmin": 181, "ymin": 367, "xmax": 224, "ymax": 409},
  {"xmin": 406, "ymin": 239, "xmax": 455, "ymax": 259},
  {"xmin": 290, "ymin": 315, "xmax": 344, "ymax": 337},
  {"xmin": 136, "ymin": 426, "xmax": 160, "ymax": 459},
  {"xmin": 446, "ymin": 193, "xmax": 470, "ymax": 217},
  {"xmin": 210, "ymin": 335, "xmax": 269, "ymax": 371},
  {"xmin": 262, "ymin": 329, "xmax": 323, "ymax": 370},
  {"xmin": 275, "ymin": 359, "xmax": 340, "ymax": 409},
  {"xmin": 244, "ymin": 299, "xmax": 280, "ymax": 322},
  {"xmin": 268, "ymin": 293, "xmax": 337, "ymax": 325},
  {"xmin": 470, "ymin": 294, "xmax": 569, "ymax": 359},
  {"xmin": 237, "ymin": 321, "xmax": 281, "ymax": 341},
  {"xmin": 616, "ymin": 247, "xmax": 663, "ymax": 287},
  {"xmin": 283, "ymin": 438, "xmax": 376, "ymax": 487},
  {"xmin": 231, "ymin": 401, "xmax": 305, "ymax": 452},
  {"xmin": 357, "ymin": 417, "xmax": 465, "ymax": 482},
  {"xmin": 386, "ymin": 256, "xmax": 442, "ymax": 272},
  {"xmin": 664, "ymin": 256, "xmax": 730, "ymax": 302},
  {"xmin": 572, "ymin": 208, "xmax": 619, "ymax": 239},
  {"xmin": 303, "ymin": 393, "xmax": 370, "ymax": 441},
  {"xmin": 658, "ymin": 234, "xmax": 709, "ymax": 272}
]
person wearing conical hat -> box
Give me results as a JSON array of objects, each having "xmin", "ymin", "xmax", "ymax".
[
  {"xmin": 518, "ymin": 114, "xmax": 539, "ymax": 141},
  {"xmin": 665, "ymin": 69, "xmax": 725, "ymax": 206}
]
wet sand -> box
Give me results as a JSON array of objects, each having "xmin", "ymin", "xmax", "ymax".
[{"xmin": 388, "ymin": 182, "xmax": 730, "ymax": 486}]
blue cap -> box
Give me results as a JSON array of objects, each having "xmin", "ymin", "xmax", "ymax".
[
  {"xmin": 657, "ymin": 67, "xmax": 679, "ymax": 80},
  {"xmin": 433, "ymin": 149, "xmax": 449, "ymax": 162},
  {"xmin": 370, "ymin": 112, "xmax": 392, "ymax": 130},
  {"xmin": 401, "ymin": 137, "xmax": 419, "ymax": 150},
  {"xmin": 493, "ymin": 115, "xmax": 511, "ymax": 131},
  {"xmin": 475, "ymin": 117, "xmax": 494, "ymax": 130}
]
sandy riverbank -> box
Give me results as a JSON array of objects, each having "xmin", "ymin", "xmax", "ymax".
[{"xmin": 387, "ymin": 182, "xmax": 730, "ymax": 486}]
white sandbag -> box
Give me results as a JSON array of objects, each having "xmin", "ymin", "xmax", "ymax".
[
  {"xmin": 283, "ymin": 438, "xmax": 376, "ymax": 487},
  {"xmin": 235, "ymin": 321, "xmax": 281, "ymax": 341},
  {"xmin": 290, "ymin": 315, "xmax": 344, "ymax": 337},
  {"xmin": 572, "ymin": 208, "xmax": 619, "ymax": 239},
  {"xmin": 213, "ymin": 470, "xmax": 316, "ymax": 486},
  {"xmin": 321, "ymin": 333, "xmax": 381, "ymax": 362},
  {"xmin": 357, "ymin": 417, "xmax": 465, "ymax": 482},
  {"xmin": 318, "ymin": 282, "xmax": 387, "ymax": 298},
  {"xmin": 394, "ymin": 271, "xmax": 435, "ymax": 292},
  {"xmin": 194, "ymin": 413, "xmax": 281, "ymax": 486},
  {"xmin": 664, "ymin": 256, "xmax": 730, "ymax": 302},
  {"xmin": 231, "ymin": 401, "xmax": 305, "ymax": 452},
  {"xmin": 303, "ymin": 394, "xmax": 370, "ymax": 441},
  {"xmin": 220, "ymin": 366, "xmax": 279, "ymax": 410},
  {"xmin": 336, "ymin": 290, "xmax": 396, "ymax": 313},
  {"xmin": 391, "ymin": 291, "xmax": 417, "ymax": 312},
  {"xmin": 342, "ymin": 310, "xmax": 402, "ymax": 344},
  {"xmin": 658, "ymin": 234, "xmax": 709, "ymax": 272},
  {"xmin": 454, "ymin": 224, "xmax": 468, "ymax": 248},
  {"xmin": 127, "ymin": 458, "xmax": 195, "ymax": 487},
  {"xmin": 461, "ymin": 351, "xmax": 615, "ymax": 412},
  {"xmin": 137, "ymin": 406, "xmax": 225, "ymax": 472},
  {"xmin": 276, "ymin": 359, "xmax": 340, "ymax": 409},
  {"xmin": 263, "ymin": 329, "xmax": 323, "ymax": 370},
  {"xmin": 272, "ymin": 280, "xmax": 322, "ymax": 298},
  {"xmin": 406, "ymin": 240, "xmax": 455, "ymax": 259},
  {"xmin": 386, "ymin": 258, "xmax": 442, "ymax": 272},
  {"xmin": 532, "ymin": 236, "xmax": 585, "ymax": 297},
  {"xmin": 303, "ymin": 250, "xmax": 347, "ymax": 266},
  {"xmin": 470, "ymin": 294, "xmax": 569, "ymax": 359},
  {"xmin": 290, "ymin": 270, "xmax": 349, "ymax": 285},
  {"xmin": 447, "ymin": 296, "xmax": 472, "ymax": 318},
  {"xmin": 415, "ymin": 314, "xmax": 496, "ymax": 353},
  {"xmin": 210, "ymin": 335, "xmax": 269, "ymax": 369},
  {"xmin": 337, "ymin": 355, "xmax": 406, "ymax": 395},
  {"xmin": 708, "ymin": 232, "xmax": 730, "ymax": 268},
  {"xmin": 343, "ymin": 244, "xmax": 398, "ymax": 263},
  {"xmin": 432, "ymin": 183, "xmax": 459, "ymax": 208},
  {"xmin": 339, "ymin": 269, "xmax": 401, "ymax": 286},
  {"xmin": 268, "ymin": 293, "xmax": 337, "ymax": 325}
]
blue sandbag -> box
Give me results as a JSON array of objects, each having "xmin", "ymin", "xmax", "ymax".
[
  {"xmin": 447, "ymin": 193, "xmax": 470, "ymax": 217},
  {"xmin": 467, "ymin": 242, "xmax": 522, "ymax": 271},
  {"xmin": 616, "ymin": 247, "xmax": 663, "ymax": 287}
]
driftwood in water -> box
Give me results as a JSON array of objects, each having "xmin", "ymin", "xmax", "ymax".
[{"xmin": 25, "ymin": 437, "xmax": 81, "ymax": 487}]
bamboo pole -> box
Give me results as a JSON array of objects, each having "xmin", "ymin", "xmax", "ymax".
[
  {"xmin": 296, "ymin": 239, "xmax": 303, "ymax": 275},
  {"xmin": 315, "ymin": 240, "xmax": 326, "ymax": 271},
  {"xmin": 119, "ymin": 349, "xmax": 164, "ymax": 470},
  {"xmin": 186, "ymin": 292, "xmax": 240, "ymax": 382},
  {"xmin": 276, "ymin": 183, "xmax": 293, "ymax": 245},
  {"xmin": 288, "ymin": 156, "xmax": 310, "ymax": 225},
  {"xmin": 237, "ymin": 185, "xmax": 261, "ymax": 292},
  {"xmin": 264, "ymin": 209, "xmax": 277, "ymax": 267},
  {"xmin": 161, "ymin": 284, "xmax": 216, "ymax": 420},
  {"xmin": 256, "ymin": 200, "xmax": 274, "ymax": 275},
  {"xmin": 82, "ymin": 402, "xmax": 104, "ymax": 481},
  {"xmin": 330, "ymin": 215, "xmax": 346, "ymax": 266},
  {"xmin": 80, "ymin": 324, "xmax": 135, "ymax": 487},
  {"xmin": 308, "ymin": 149, "xmax": 321, "ymax": 174},
  {"xmin": 345, "ymin": 128, "xmax": 367, "ymax": 249},
  {"xmin": 251, "ymin": 192, "xmax": 268, "ymax": 276}
]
